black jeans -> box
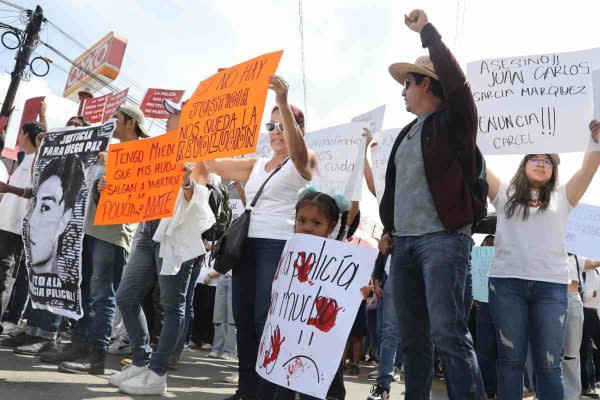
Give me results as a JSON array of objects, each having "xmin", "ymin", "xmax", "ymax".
[
  {"xmin": 581, "ymin": 307, "xmax": 600, "ymax": 390},
  {"xmin": 192, "ymin": 283, "xmax": 216, "ymax": 345},
  {"xmin": 0, "ymin": 229, "xmax": 23, "ymax": 315}
]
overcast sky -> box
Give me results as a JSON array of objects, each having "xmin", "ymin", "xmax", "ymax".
[{"xmin": 1, "ymin": 0, "xmax": 600, "ymax": 227}]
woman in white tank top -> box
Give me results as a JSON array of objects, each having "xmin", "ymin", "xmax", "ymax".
[{"xmin": 204, "ymin": 75, "xmax": 318, "ymax": 400}]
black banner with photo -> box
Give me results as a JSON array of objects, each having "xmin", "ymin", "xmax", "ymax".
[{"xmin": 22, "ymin": 121, "xmax": 115, "ymax": 319}]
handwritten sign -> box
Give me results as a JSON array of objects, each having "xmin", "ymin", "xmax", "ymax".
[
  {"xmin": 306, "ymin": 122, "xmax": 366, "ymax": 201},
  {"xmin": 467, "ymin": 48, "xmax": 600, "ymax": 154},
  {"xmin": 237, "ymin": 132, "xmax": 273, "ymax": 159},
  {"xmin": 566, "ymin": 203, "xmax": 600, "ymax": 261},
  {"xmin": 94, "ymin": 131, "xmax": 182, "ymax": 225},
  {"xmin": 593, "ymin": 69, "xmax": 600, "ymax": 119},
  {"xmin": 370, "ymin": 129, "xmax": 400, "ymax": 203},
  {"xmin": 103, "ymin": 89, "xmax": 129, "ymax": 122},
  {"xmin": 471, "ymin": 246, "xmax": 495, "ymax": 303},
  {"xmin": 351, "ymin": 105, "xmax": 386, "ymax": 133},
  {"xmin": 177, "ymin": 50, "xmax": 283, "ymax": 162},
  {"xmin": 140, "ymin": 88, "xmax": 186, "ymax": 119},
  {"xmin": 256, "ymin": 233, "xmax": 377, "ymax": 399},
  {"xmin": 229, "ymin": 199, "xmax": 245, "ymax": 220}
]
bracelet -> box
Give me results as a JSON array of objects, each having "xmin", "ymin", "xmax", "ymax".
[{"xmin": 181, "ymin": 182, "xmax": 192, "ymax": 190}]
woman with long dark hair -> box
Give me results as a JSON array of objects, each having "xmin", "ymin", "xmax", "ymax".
[
  {"xmin": 204, "ymin": 75, "xmax": 317, "ymax": 400},
  {"xmin": 485, "ymin": 120, "xmax": 600, "ymax": 399}
]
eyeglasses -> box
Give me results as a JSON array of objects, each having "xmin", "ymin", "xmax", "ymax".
[
  {"xmin": 527, "ymin": 158, "xmax": 553, "ymax": 168},
  {"xmin": 266, "ymin": 122, "xmax": 284, "ymax": 132}
]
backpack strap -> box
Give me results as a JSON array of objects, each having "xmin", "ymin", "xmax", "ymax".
[{"xmin": 574, "ymin": 255, "xmax": 584, "ymax": 297}]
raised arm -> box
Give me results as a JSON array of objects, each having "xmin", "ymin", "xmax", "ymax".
[
  {"xmin": 566, "ymin": 120, "xmax": 600, "ymax": 207},
  {"xmin": 363, "ymin": 129, "xmax": 376, "ymax": 197},
  {"xmin": 584, "ymin": 258, "xmax": 600, "ymax": 270},
  {"xmin": 269, "ymin": 75, "xmax": 317, "ymax": 180},
  {"xmin": 203, "ymin": 157, "xmax": 257, "ymax": 183},
  {"xmin": 486, "ymin": 167, "xmax": 501, "ymax": 201}
]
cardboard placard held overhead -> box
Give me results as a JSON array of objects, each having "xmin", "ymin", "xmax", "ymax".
[
  {"xmin": 140, "ymin": 88, "xmax": 186, "ymax": 119},
  {"xmin": 94, "ymin": 131, "xmax": 182, "ymax": 225},
  {"xmin": 177, "ymin": 50, "xmax": 283, "ymax": 162},
  {"xmin": 467, "ymin": 48, "xmax": 600, "ymax": 155}
]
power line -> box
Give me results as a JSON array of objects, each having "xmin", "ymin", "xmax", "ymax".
[{"xmin": 0, "ymin": 0, "xmax": 25, "ymax": 11}]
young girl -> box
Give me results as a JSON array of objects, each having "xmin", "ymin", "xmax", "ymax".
[
  {"xmin": 273, "ymin": 187, "xmax": 353, "ymax": 400},
  {"xmin": 486, "ymin": 120, "xmax": 600, "ymax": 400}
]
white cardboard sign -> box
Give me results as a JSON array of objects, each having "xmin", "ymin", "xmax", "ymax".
[
  {"xmin": 370, "ymin": 129, "xmax": 401, "ymax": 203},
  {"xmin": 351, "ymin": 105, "xmax": 386, "ymax": 134},
  {"xmin": 566, "ymin": 203, "xmax": 600, "ymax": 261}
]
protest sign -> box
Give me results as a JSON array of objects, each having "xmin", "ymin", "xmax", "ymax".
[
  {"xmin": 82, "ymin": 89, "xmax": 129, "ymax": 124},
  {"xmin": 22, "ymin": 121, "xmax": 115, "ymax": 319},
  {"xmin": 370, "ymin": 129, "xmax": 400, "ymax": 203},
  {"xmin": 593, "ymin": 69, "xmax": 600, "ymax": 119},
  {"xmin": 351, "ymin": 105, "xmax": 386, "ymax": 133},
  {"xmin": 140, "ymin": 88, "xmax": 186, "ymax": 118},
  {"xmin": 177, "ymin": 50, "xmax": 283, "ymax": 162},
  {"xmin": 229, "ymin": 199, "xmax": 245, "ymax": 220},
  {"xmin": 94, "ymin": 131, "xmax": 182, "ymax": 225},
  {"xmin": 306, "ymin": 122, "xmax": 366, "ymax": 201},
  {"xmin": 256, "ymin": 233, "xmax": 377, "ymax": 399},
  {"xmin": 471, "ymin": 246, "xmax": 495, "ymax": 303},
  {"xmin": 237, "ymin": 132, "xmax": 273, "ymax": 159},
  {"xmin": 566, "ymin": 203, "xmax": 600, "ymax": 261},
  {"xmin": 103, "ymin": 88, "xmax": 129, "ymax": 122},
  {"xmin": 82, "ymin": 95, "xmax": 108, "ymax": 124},
  {"xmin": 467, "ymin": 48, "xmax": 600, "ymax": 155}
]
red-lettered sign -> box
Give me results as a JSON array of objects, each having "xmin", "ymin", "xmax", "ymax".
[
  {"xmin": 19, "ymin": 96, "xmax": 45, "ymax": 132},
  {"xmin": 140, "ymin": 88, "xmax": 185, "ymax": 119},
  {"xmin": 81, "ymin": 89, "xmax": 128, "ymax": 123},
  {"xmin": 63, "ymin": 32, "xmax": 127, "ymax": 100}
]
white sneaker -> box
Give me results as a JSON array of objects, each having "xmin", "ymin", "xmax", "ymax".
[
  {"xmin": 2, "ymin": 321, "xmax": 24, "ymax": 336},
  {"xmin": 224, "ymin": 373, "xmax": 239, "ymax": 384},
  {"xmin": 393, "ymin": 367, "xmax": 401, "ymax": 382},
  {"xmin": 219, "ymin": 353, "xmax": 237, "ymax": 361},
  {"xmin": 208, "ymin": 351, "xmax": 221, "ymax": 358},
  {"xmin": 109, "ymin": 364, "xmax": 148, "ymax": 387},
  {"xmin": 201, "ymin": 343, "xmax": 212, "ymax": 350},
  {"xmin": 108, "ymin": 339, "xmax": 131, "ymax": 355},
  {"xmin": 119, "ymin": 369, "xmax": 167, "ymax": 395}
]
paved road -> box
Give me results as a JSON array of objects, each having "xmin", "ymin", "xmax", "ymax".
[{"xmin": 0, "ymin": 336, "xmax": 453, "ymax": 400}]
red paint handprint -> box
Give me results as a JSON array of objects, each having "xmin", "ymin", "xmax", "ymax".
[
  {"xmin": 294, "ymin": 252, "xmax": 315, "ymax": 283},
  {"xmin": 262, "ymin": 326, "xmax": 286, "ymax": 368},
  {"xmin": 307, "ymin": 297, "xmax": 342, "ymax": 332}
]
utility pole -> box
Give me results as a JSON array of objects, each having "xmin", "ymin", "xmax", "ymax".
[{"xmin": 0, "ymin": 5, "xmax": 44, "ymax": 119}]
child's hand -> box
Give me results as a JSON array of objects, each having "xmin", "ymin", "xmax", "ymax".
[{"xmin": 360, "ymin": 286, "xmax": 372, "ymax": 299}]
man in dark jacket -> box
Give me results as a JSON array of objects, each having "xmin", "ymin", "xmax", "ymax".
[{"xmin": 378, "ymin": 9, "xmax": 485, "ymax": 400}]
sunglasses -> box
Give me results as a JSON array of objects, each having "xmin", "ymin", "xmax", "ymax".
[
  {"xmin": 404, "ymin": 78, "xmax": 417, "ymax": 89},
  {"xmin": 527, "ymin": 158, "xmax": 553, "ymax": 168},
  {"xmin": 266, "ymin": 122, "xmax": 284, "ymax": 132}
]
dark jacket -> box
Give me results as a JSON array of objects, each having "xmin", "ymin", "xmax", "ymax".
[{"xmin": 379, "ymin": 23, "xmax": 481, "ymax": 234}]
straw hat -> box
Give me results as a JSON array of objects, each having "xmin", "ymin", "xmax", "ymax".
[{"xmin": 389, "ymin": 55, "xmax": 438, "ymax": 85}]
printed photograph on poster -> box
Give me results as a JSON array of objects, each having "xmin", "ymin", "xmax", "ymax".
[
  {"xmin": 21, "ymin": 121, "xmax": 115, "ymax": 319},
  {"xmin": 467, "ymin": 48, "xmax": 600, "ymax": 155},
  {"xmin": 306, "ymin": 122, "xmax": 366, "ymax": 201},
  {"xmin": 256, "ymin": 233, "xmax": 377, "ymax": 399},
  {"xmin": 351, "ymin": 105, "xmax": 386, "ymax": 134}
]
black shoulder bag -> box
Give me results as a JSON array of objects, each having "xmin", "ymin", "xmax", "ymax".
[
  {"xmin": 575, "ymin": 255, "xmax": 584, "ymax": 297},
  {"xmin": 212, "ymin": 158, "xmax": 289, "ymax": 274}
]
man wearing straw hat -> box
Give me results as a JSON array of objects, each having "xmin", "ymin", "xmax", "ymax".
[{"xmin": 378, "ymin": 9, "xmax": 486, "ymax": 400}]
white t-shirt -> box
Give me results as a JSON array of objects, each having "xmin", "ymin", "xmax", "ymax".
[
  {"xmin": 0, "ymin": 153, "xmax": 35, "ymax": 235},
  {"xmin": 245, "ymin": 157, "xmax": 308, "ymax": 240},
  {"xmin": 568, "ymin": 254, "xmax": 587, "ymax": 283},
  {"xmin": 0, "ymin": 161, "xmax": 8, "ymax": 183},
  {"xmin": 582, "ymin": 268, "xmax": 600, "ymax": 309},
  {"xmin": 488, "ymin": 182, "xmax": 573, "ymax": 284}
]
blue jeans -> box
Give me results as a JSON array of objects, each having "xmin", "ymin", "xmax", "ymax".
[
  {"xmin": 376, "ymin": 277, "xmax": 402, "ymax": 390},
  {"xmin": 390, "ymin": 232, "xmax": 485, "ymax": 400},
  {"xmin": 72, "ymin": 235, "xmax": 128, "ymax": 351},
  {"xmin": 2, "ymin": 253, "xmax": 29, "ymax": 325},
  {"xmin": 475, "ymin": 302, "xmax": 497, "ymax": 398},
  {"xmin": 116, "ymin": 227, "xmax": 194, "ymax": 376},
  {"xmin": 26, "ymin": 308, "xmax": 62, "ymax": 340},
  {"xmin": 489, "ymin": 277, "xmax": 568, "ymax": 400},
  {"xmin": 174, "ymin": 257, "xmax": 202, "ymax": 357},
  {"xmin": 212, "ymin": 274, "xmax": 237, "ymax": 356},
  {"xmin": 232, "ymin": 238, "xmax": 286, "ymax": 400}
]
